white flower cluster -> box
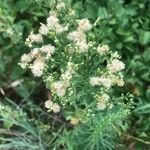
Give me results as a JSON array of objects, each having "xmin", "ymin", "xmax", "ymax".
[
  {"xmin": 45, "ymin": 100, "xmax": 60, "ymax": 113},
  {"xmin": 89, "ymin": 49, "xmax": 125, "ymax": 109},
  {"xmin": 110, "ymin": 74, "xmax": 124, "ymax": 87},
  {"xmin": 26, "ymin": 10, "xmax": 68, "ymax": 47},
  {"xmin": 46, "ymin": 15, "xmax": 68, "ymax": 33},
  {"xmin": 20, "ymin": 1, "xmax": 126, "ymax": 116},
  {"xmin": 90, "ymin": 73, "xmax": 124, "ymax": 90},
  {"xmin": 26, "ymin": 31, "xmax": 43, "ymax": 47},
  {"xmin": 19, "ymin": 44, "xmax": 55, "ymax": 76},
  {"xmin": 107, "ymin": 59, "xmax": 125, "ymax": 73},
  {"xmin": 77, "ymin": 19, "xmax": 92, "ymax": 31},
  {"xmin": 39, "ymin": 23, "xmax": 49, "ymax": 35},
  {"xmin": 97, "ymin": 93, "xmax": 110, "ymax": 110},
  {"xmin": 67, "ymin": 18, "xmax": 92, "ymax": 53},
  {"xmin": 97, "ymin": 44, "xmax": 109, "ymax": 55},
  {"xmin": 90, "ymin": 76, "xmax": 112, "ymax": 89},
  {"xmin": 30, "ymin": 57, "xmax": 45, "ymax": 77},
  {"xmin": 51, "ymin": 62, "xmax": 75, "ymax": 97},
  {"xmin": 90, "ymin": 49, "xmax": 125, "ymax": 87}
]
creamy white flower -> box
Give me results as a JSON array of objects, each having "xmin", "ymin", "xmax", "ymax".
[
  {"xmin": 47, "ymin": 15, "xmax": 59, "ymax": 28},
  {"xmin": 97, "ymin": 102, "xmax": 107, "ymax": 110},
  {"xmin": 67, "ymin": 62, "xmax": 74, "ymax": 70},
  {"xmin": 19, "ymin": 54, "xmax": 32, "ymax": 69},
  {"xmin": 90, "ymin": 77, "xmax": 101, "ymax": 86},
  {"xmin": 39, "ymin": 23, "xmax": 49, "ymax": 35},
  {"xmin": 111, "ymin": 74, "xmax": 124, "ymax": 87},
  {"xmin": 61, "ymin": 62, "xmax": 75, "ymax": 86},
  {"xmin": 90, "ymin": 77, "xmax": 112, "ymax": 89},
  {"xmin": 76, "ymin": 41, "xmax": 89, "ymax": 53},
  {"xmin": 30, "ymin": 45, "xmax": 55, "ymax": 60},
  {"xmin": 111, "ymin": 51, "xmax": 120, "ymax": 59},
  {"xmin": 30, "ymin": 57, "xmax": 45, "ymax": 77},
  {"xmin": 99, "ymin": 93, "xmax": 110, "ymax": 101},
  {"xmin": 30, "ymin": 48, "xmax": 39, "ymax": 58},
  {"xmin": 97, "ymin": 44, "xmax": 109, "ymax": 55},
  {"xmin": 97, "ymin": 93, "xmax": 109, "ymax": 110},
  {"xmin": 40, "ymin": 44, "xmax": 55, "ymax": 59},
  {"xmin": 52, "ymin": 63, "xmax": 75, "ymax": 97},
  {"xmin": 20, "ymin": 54, "xmax": 32, "ymax": 63},
  {"xmin": 26, "ymin": 31, "xmax": 43, "ymax": 44},
  {"xmin": 45, "ymin": 100, "xmax": 53, "ymax": 109},
  {"xmin": 46, "ymin": 15, "xmax": 67, "ymax": 33},
  {"xmin": 53, "ymin": 81, "xmax": 66, "ymax": 97},
  {"xmin": 107, "ymin": 59, "xmax": 125, "ymax": 73},
  {"xmin": 116, "ymin": 78, "xmax": 124, "ymax": 86},
  {"xmin": 40, "ymin": 44, "xmax": 55, "ymax": 53},
  {"xmin": 77, "ymin": 19, "xmax": 92, "ymax": 31},
  {"xmin": 55, "ymin": 24, "xmax": 66, "ymax": 33},
  {"xmin": 61, "ymin": 70, "xmax": 72, "ymax": 81},
  {"xmin": 45, "ymin": 100, "xmax": 60, "ymax": 113},
  {"xmin": 19, "ymin": 63, "xmax": 27, "ymax": 69},
  {"xmin": 52, "ymin": 103, "xmax": 60, "ymax": 113},
  {"xmin": 67, "ymin": 31, "xmax": 85, "ymax": 43},
  {"xmin": 99, "ymin": 77, "xmax": 112, "ymax": 89}
]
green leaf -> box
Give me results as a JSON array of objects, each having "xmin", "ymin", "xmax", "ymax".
[
  {"xmin": 134, "ymin": 104, "xmax": 150, "ymax": 114},
  {"xmin": 3, "ymin": 120, "xmax": 14, "ymax": 129},
  {"xmin": 84, "ymin": 6, "xmax": 98, "ymax": 19},
  {"xmin": 15, "ymin": 0, "xmax": 31, "ymax": 13},
  {"xmin": 146, "ymin": 88, "xmax": 150, "ymax": 99},
  {"xmin": 143, "ymin": 48, "xmax": 150, "ymax": 62},
  {"xmin": 139, "ymin": 31, "xmax": 150, "ymax": 45},
  {"xmin": 141, "ymin": 72, "xmax": 150, "ymax": 82},
  {"xmin": 0, "ymin": 58, "xmax": 5, "ymax": 72},
  {"xmin": 98, "ymin": 7, "xmax": 108, "ymax": 19}
]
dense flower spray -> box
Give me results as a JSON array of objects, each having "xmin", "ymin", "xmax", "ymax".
[{"xmin": 19, "ymin": 1, "xmax": 128, "ymax": 123}]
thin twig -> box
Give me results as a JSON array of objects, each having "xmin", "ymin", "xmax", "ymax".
[
  {"xmin": 125, "ymin": 134, "xmax": 150, "ymax": 145},
  {"xmin": 112, "ymin": 124, "xmax": 150, "ymax": 145},
  {"xmin": 0, "ymin": 129, "xmax": 25, "ymax": 137}
]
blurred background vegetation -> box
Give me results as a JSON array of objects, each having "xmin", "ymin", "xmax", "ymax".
[{"xmin": 0, "ymin": 0, "xmax": 150, "ymax": 149}]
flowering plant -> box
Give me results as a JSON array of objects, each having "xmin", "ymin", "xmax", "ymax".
[{"xmin": 19, "ymin": 1, "xmax": 129, "ymax": 124}]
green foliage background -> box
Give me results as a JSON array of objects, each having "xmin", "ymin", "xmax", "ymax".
[{"xmin": 0, "ymin": 0, "xmax": 149, "ymax": 149}]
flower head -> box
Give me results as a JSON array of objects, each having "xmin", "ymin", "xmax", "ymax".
[
  {"xmin": 45, "ymin": 100, "xmax": 53, "ymax": 109},
  {"xmin": 90, "ymin": 77, "xmax": 101, "ymax": 86},
  {"xmin": 99, "ymin": 77, "xmax": 112, "ymax": 89},
  {"xmin": 97, "ymin": 44, "xmax": 109, "ymax": 55},
  {"xmin": 67, "ymin": 30, "xmax": 85, "ymax": 43},
  {"xmin": 47, "ymin": 15, "xmax": 59, "ymax": 28},
  {"xmin": 39, "ymin": 23, "xmax": 49, "ymax": 35},
  {"xmin": 26, "ymin": 31, "xmax": 43, "ymax": 46},
  {"xmin": 52, "ymin": 103, "xmax": 60, "ymax": 113},
  {"xmin": 77, "ymin": 19, "xmax": 92, "ymax": 31},
  {"xmin": 30, "ymin": 57, "xmax": 45, "ymax": 77},
  {"xmin": 52, "ymin": 81, "xmax": 66, "ymax": 97},
  {"xmin": 44, "ymin": 100, "xmax": 60, "ymax": 113},
  {"xmin": 19, "ymin": 54, "xmax": 32, "ymax": 69},
  {"xmin": 107, "ymin": 59, "xmax": 125, "ymax": 73},
  {"xmin": 97, "ymin": 93, "xmax": 109, "ymax": 110},
  {"xmin": 40, "ymin": 44, "xmax": 55, "ymax": 59},
  {"xmin": 76, "ymin": 41, "xmax": 89, "ymax": 53}
]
